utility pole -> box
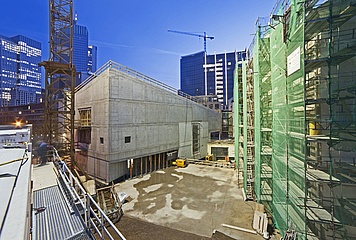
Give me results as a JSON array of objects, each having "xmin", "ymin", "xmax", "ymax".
[{"xmin": 39, "ymin": 0, "xmax": 76, "ymax": 169}]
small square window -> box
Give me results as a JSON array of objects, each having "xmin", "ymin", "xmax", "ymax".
[
  {"xmin": 125, "ymin": 136, "xmax": 131, "ymax": 143},
  {"xmin": 100, "ymin": 137, "xmax": 104, "ymax": 144}
]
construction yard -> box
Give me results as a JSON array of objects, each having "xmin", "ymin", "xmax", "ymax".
[{"xmin": 114, "ymin": 164, "xmax": 265, "ymax": 239}]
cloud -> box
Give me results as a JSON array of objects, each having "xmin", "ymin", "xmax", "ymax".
[{"xmin": 91, "ymin": 40, "xmax": 183, "ymax": 56}]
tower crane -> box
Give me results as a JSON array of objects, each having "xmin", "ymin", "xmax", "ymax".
[
  {"xmin": 167, "ymin": 29, "xmax": 214, "ymax": 52},
  {"xmin": 39, "ymin": 0, "xmax": 75, "ymax": 169}
]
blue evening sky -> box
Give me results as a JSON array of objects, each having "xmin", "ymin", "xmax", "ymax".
[{"xmin": 0, "ymin": 1, "xmax": 276, "ymax": 89}]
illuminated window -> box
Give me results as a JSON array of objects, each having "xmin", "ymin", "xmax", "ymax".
[{"xmin": 79, "ymin": 108, "xmax": 91, "ymax": 127}]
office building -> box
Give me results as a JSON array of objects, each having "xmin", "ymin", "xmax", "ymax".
[
  {"xmin": 88, "ymin": 45, "xmax": 97, "ymax": 73},
  {"xmin": 73, "ymin": 23, "xmax": 89, "ymax": 85},
  {"xmin": 0, "ymin": 35, "xmax": 42, "ymax": 107},
  {"xmin": 73, "ymin": 21, "xmax": 97, "ymax": 85},
  {"xmin": 180, "ymin": 51, "xmax": 245, "ymax": 109}
]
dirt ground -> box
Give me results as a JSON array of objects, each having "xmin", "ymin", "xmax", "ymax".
[
  {"xmin": 115, "ymin": 215, "xmax": 235, "ymax": 240},
  {"xmin": 114, "ymin": 165, "xmax": 264, "ymax": 240}
]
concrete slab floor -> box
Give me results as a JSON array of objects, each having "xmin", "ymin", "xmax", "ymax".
[
  {"xmin": 116, "ymin": 164, "xmax": 264, "ymax": 239},
  {"xmin": 32, "ymin": 162, "xmax": 58, "ymax": 191}
]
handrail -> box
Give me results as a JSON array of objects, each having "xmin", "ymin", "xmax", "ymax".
[
  {"xmin": 75, "ymin": 60, "xmax": 203, "ymax": 104},
  {"xmin": 51, "ymin": 148, "xmax": 126, "ymax": 240}
]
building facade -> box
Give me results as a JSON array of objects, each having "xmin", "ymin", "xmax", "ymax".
[
  {"xmin": 75, "ymin": 61, "xmax": 221, "ymax": 183},
  {"xmin": 87, "ymin": 45, "xmax": 97, "ymax": 74},
  {"xmin": 0, "ymin": 102, "xmax": 45, "ymax": 139},
  {"xmin": 0, "ymin": 35, "xmax": 42, "ymax": 107},
  {"xmin": 180, "ymin": 51, "xmax": 245, "ymax": 109}
]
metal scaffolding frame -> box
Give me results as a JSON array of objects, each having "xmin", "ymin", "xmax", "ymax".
[
  {"xmin": 254, "ymin": 19, "xmax": 273, "ymax": 211},
  {"xmin": 39, "ymin": 0, "xmax": 76, "ymax": 167},
  {"xmin": 235, "ymin": 53, "xmax": 255, "ymax": 200},
  {"xmin": 238, "ymin": 0, "xmax": 356, "ymax": 239}
]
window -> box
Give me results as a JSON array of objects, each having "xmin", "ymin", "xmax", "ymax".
[
  {"xmin": 125, "ymin": 136, "xmax": 131, "ymax": 143},
  {"xmin": 78, "ymin": 128, "xmax": 91, "ymax": 144},
  {"xmin": 79, "ymin": 108, "xmax": 91, "ymax": 127},
  {"xmin": 100, "ymin": 137, "xmax": 104, "ymax": 144},
  {"xmin": 211, "ymin": 147, "xmax": 229, "ymax": 159}
]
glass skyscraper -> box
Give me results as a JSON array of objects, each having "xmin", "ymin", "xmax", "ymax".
[
  {"xmin": 73, "ymin": 20, "xmax": 97, "ymax": 85},
  {"xmin": 0, "ymin": 34, "xmax": 42, "ymax": 107},
  {"xmin": 73, "ymin": 24, "xmax": 88, "ymax": 85},
  {"xmin": 180, "ymin": 51, "xmax": 246, "ymax": 108},
  {"xmin": 87, "ymin": 45, "xmax": 97, "ymax": 74}
]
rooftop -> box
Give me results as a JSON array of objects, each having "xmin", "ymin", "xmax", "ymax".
[{"xmin": 0, "ymin": 148, "xmax": 31, "ymax": 239}]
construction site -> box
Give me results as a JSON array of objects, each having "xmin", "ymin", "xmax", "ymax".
[
  {"xmin": 236, "ymin": 0, "xmax": 356, "ymax": 239},
  {"xmin": 1, "ymin": 0, "xmax": 356, "ymax": 240}
]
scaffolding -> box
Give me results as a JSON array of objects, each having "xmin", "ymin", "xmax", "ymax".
[
  {"xmin": 234, "ymin": 51, "xmax": 255, "ymax": 200},
  {"xmin": 234, "ymin": 59, "xmax": 244, "ymax": 188},
  {"xmin": 39, "ymin": 0, "xmax": 76, "ymax": 167},
  {"xmin": 254, "ymin": 18, "xmax": 273, "ymax": 211},
  {"xmin": 303, "ymin": 0, "xmax": 356, "ymax": 239},
  {"xmin": 239, "ymin": 0, "xmax": 356, "ymax": 239}
]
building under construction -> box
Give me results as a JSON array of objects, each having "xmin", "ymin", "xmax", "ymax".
[
  {"xmin": 235, "ymin": 0, "xmax": 356, "ymax": 239},
  {"xmin": 74, "ymin": 61, "xmax": 221, "ymax": 183}
]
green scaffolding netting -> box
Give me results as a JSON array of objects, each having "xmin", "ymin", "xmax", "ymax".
[{"xmin": 235, "ymin": 0, "xmax": 356, "ymax": 239}]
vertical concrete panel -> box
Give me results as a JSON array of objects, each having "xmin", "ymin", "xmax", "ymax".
[
  {"xmin": 199, "ymin": 122, "xmax": 209, "ymax": 158},
  {"xmin": 109, "ymin": 161, "xmax": 129, "ymax": 181},
  {"xmin": 133, "ymin": 103, "xmax": 145, "ymax": 124},
  {"xmin": 178, "ymin": 122, "xmax": 192, "ymax": 158},
  {"xmin": 135, "ymin": 125, "xmax": 147, "ymax": 149}
]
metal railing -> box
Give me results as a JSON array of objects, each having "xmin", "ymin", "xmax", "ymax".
[
  {"xmin": 51, "ymin": 148, "xmax": 126, "ymax": 240},
  {"xmin": 75, "ymin": 60, "xmax": 204, "ymax": 104}
]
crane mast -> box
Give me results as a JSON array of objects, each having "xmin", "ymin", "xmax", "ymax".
[{"xmin": 39, "ymin": 0, "xmax": 76, "ymax": 169}]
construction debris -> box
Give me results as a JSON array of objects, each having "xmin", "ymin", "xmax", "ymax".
[{"xmin": 96, "ymin": 184, "xmax": 125, "ymax": 223}]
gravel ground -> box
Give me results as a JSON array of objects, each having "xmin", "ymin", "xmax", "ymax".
[{"xmin": 113, "ymin": 165, "xmax": 264, "ymax": 240}]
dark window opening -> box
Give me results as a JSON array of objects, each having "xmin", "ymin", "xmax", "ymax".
[
  {"xmin": 78, "ymin": 128, "xmax": 91, "ymax": 144},
  {"xmin": 125, "ymin": 136, "xmax": 131, "ymax": 143},
  {"xmin": 211, "ymin": 147, "xmax": 229, "ymax": 160},
  {"xmin": 192, "ymin": 124, "xmax": 200, "ymax": 154},
  {"xmin": 100, "ymin": 137, "xmax": 104, "ymax": 144}
]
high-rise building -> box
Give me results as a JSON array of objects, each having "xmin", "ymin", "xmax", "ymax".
[
  {"xmin": 180, "ymin": 50, "xmax": 245, "ymax": 109},
  {"xmin": 87, "ymin": 45, "xmax": 97, "ymax": 74},
  {"xmin": 73, "ymin": 24, "xmax": 88, "ymax": 85},
  {"xmin": 72, "ymin": 20, "xmax": 97, "ymax": 85},
  {"xmin": 0, "ymin": 35, "xmax": 42, "ymax": 107}
]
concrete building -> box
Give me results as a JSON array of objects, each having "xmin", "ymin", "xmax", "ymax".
[
  {"xmin": 0, "ymin": 102, "xmax": 45, "ymax": 139},
  {"xmin": 207, "ymin": 139, "xmax": 234, "ymax": 161},
  {"xmin": 75, "ymin": 61, "xmax": 221, "ymax": 183}
]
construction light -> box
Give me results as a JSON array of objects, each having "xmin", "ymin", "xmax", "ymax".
[{"xmin": 15, "ymin": 120, "xmax": 22, "ymax": 128}]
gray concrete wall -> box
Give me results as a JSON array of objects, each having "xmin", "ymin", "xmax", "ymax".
[
  {"xmin": 75, "ymin": 67, "xmax": 221, "ymax": 182},
  {"xmin": 76, "ymin": 70, "xmax": 111, "ymax": 180}
]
